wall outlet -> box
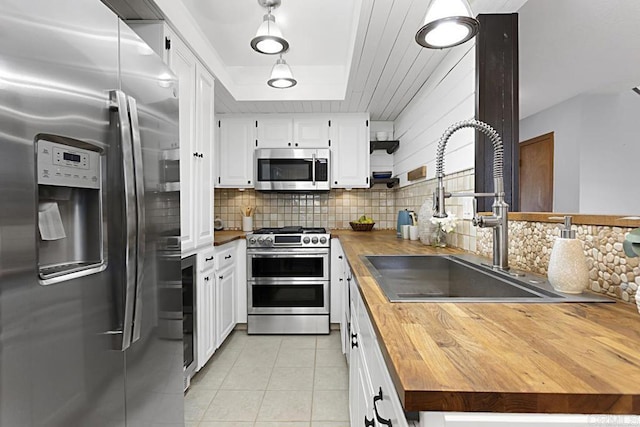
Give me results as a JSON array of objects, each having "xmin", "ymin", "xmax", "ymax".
[{"xmin": 462, "ymin": 198, "xmax": 474, "ymax": 220}]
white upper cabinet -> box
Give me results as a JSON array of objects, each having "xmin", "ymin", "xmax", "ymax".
[
  {"xmin": 135, "ymin": 22, "xmax": 216, "ymax": 253},
  {"xmin": 217, "ymin": 117, "xmax": 255, "ymax": 188},
  {"xmin": 294, "ymin": 116, "xmax": 330, "ymax": 148},
  {"xmin": 331, "ymin": 114, "xmax": 370, "ymax": 188},
  {"xmin": 256, "ymin": 116, "xmax": 294, "ymax": 148},
  {"xmin": 194, "ymin": 63, "xmax": 215, "ymax": 248}
]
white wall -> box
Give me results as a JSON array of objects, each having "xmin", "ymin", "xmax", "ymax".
[
  {"xmin": 393, "ymin": 44, "xmax": 476, "ymax": 188},
  {"xmin": 520, "ymin": 90, "xmax": 640, "ymax": 215}
]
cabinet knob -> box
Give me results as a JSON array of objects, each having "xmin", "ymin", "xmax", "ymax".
[
  {"xmin": 338, "ymin": 255, "xmax": 343, "ymax": 259},
  {"xmin": 193, "ymin": 152, "xmax": 198, "ymax": 157},
  {"xmin": 351, "ymin": 333, "xmax": 358, "ymax": 348},
  {"xmin": 295, "ymin": 143, "xmax": 298, "ymax": 147},
  {"xmin": 204, "ymin": 277, "xmax": 210, "ymax": 281},
  {"xmin": 334, "ymin": 181, "xmax": 338, "ymax": 185},
  {"xmin": 288, "ymin": 142, "xmax": 291, "ymax": 146},
  {"xmin": 219, "ymin": 275, "xmax": 224, "ymax": 280}
]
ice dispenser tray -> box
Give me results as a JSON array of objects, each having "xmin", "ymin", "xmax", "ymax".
[{"xmin": 36, "ymin": 136, "xmax": 105, "ymax": 284}]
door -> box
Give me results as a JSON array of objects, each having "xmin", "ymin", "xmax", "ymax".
[
  {"xmin": 331, "ymin": 115, "xmax": 370, "ymax": 188},
  {"xmin": 293, "ymin": 117, "xmax": 330, "ymax": 148},
  {"xmin": 119, "ymin": 21, "xmax": 184, "ymax": 426},
  {"xmin": 195, "ymin": 64, "xmax": 215, "ymax": 247},
  {"xmin": 256, "ymin": 117, "xmax": 294, "ymax": 148},
  {"xmin": 0, "ymin": 1, "xmax": 126, "ymax": 426},
  {"xmin": 218, "ymin": 117, "xmax": 255, "ymax": 187},
  {"xmin": 198, "ymin": 269, "xmax": 216, "ymax": 369},
  {"xmin": 216, "ymin": 265, "xmax": 236, "ymax": 346},
  {"xmin": 169, "ymin": 34, "xmax": 198, "ymax": 251},
  {"xmin": 519, "ymin": 132, "xmax": 554, "ymax": 212}
]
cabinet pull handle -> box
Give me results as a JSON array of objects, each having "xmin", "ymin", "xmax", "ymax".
[
  {"xmin": 224, "ymin": 254, "xmax": 232, "ymax": 259},
  {"xmin": 288, "ymin": 142, "xmax": 291, "ymax": 146},
  {"xmin": 351, "ymin": 333, "xmax": 358, "ymax": 348},
  {"xmin": 204, "ymin": 277, "xmax": 210, "ymax": 282},
  {"xmin": 205, "ymin": 256, "xmax": 213, "ymax": 261},
  {"xmin": 219, "ymin": 275, "xmax": 224, "ymax": 279},
  {"xmin": 338, "ymin": 255, "xmax": 343, "ymax": 259},
  {"xmin": 193, "ymin": 152, "xmax": 198, "ymax": 157},
  {"xmin": 364, "ymin": 415, "xmax": 375, "ymax": 426},
  {"xmin": 373, "ymin": 387, "xmax": 393, "ymax": 426}
]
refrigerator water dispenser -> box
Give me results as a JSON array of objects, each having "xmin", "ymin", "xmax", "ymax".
[{"xmin": 36, "ymin": 136, "xmax": 106, "ymax": 284}]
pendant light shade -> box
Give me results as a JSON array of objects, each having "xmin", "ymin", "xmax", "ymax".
[
  {"xmin": 267, "ymin": 56, "xmax": 297, "ymax": 89},
  {"xmin": 250, "ymin": 0, "xmax": 289, "ymax": 55},
  {"xmin": 415, "ymin": 0, "xmax": 479, "ymax": 49}
]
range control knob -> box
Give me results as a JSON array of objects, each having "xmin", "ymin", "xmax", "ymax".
[
  {"xmin": 265, "ymin": 237, "xmax": 274, "ymax": 246},
  {"xmin": 319, "ymin": 237, "xmax": 327, "ymax": 244},
  {"xmin": 249, "ymin": 237, "xmax": 257, "ymax": 245},
  {"xmin": 303, "ymin": 237, "xmax": 311, "ymax": 244},
  {"xmin": 311, "ymin": 237, "xmax": 319, "ymax": 244},
  {"xmin": 257, "ymin": 237, "xmax": 264, "ymax": 245}
]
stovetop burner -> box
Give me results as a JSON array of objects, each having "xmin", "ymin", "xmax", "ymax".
[{"xmin": 253, "ymin": 226, "xmax": 327, "ymax": 235}]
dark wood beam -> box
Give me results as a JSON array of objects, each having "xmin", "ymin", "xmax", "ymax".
[{"xmin": 475, "ymin": 13, "xmax": 519, "ymax": 212}]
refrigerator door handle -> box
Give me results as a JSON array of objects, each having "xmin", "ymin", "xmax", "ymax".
[
  {"xmin": 127, "ymin": 94, "xmax": 145, "ymax": 345},
  {"xmin": 110, "ymin": 89, "xmax": 137, "ymax": 352}
]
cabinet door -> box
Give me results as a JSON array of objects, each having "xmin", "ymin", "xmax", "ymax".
[
  {"xmin": 197, "ymin": 271, "xmax": 216, "ymax": 370},
  {"xmin": 218, "ymin": 117, "xmax": 255, "ymax": 187},
  {"xmin": 256, "ymin": 117, "xmax": 293, "ymax": 148},
  {"xmin": 330, "ymin": 239, "xmax": 345, "ymax": 325},
  {"xmin": 194, "ymin": 64, "xmax": 214, "ymax": 247},
  {"xmin": 294, "ymin": 117, "xmax": 330, "ymax": 148},
  {"xmin": 170, "ymin": 36, "xmax": 197, "ymax": 252},
  {"xmin": 216, "ymin": 265, "xmax": 236, "ymax": 347},
  {"xmin": 331, "ymin": 115, "xmax": 370, "ymax": 188}
]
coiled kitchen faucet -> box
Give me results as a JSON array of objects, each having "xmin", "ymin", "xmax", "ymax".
[{"xmin": 433, "ymin": 119, "xmax": 510, "ymax": 271}]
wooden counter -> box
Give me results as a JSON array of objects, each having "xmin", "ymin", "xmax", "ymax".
[
  {"xmin": 213, "ymin": 230, "xmax": 245, "ymax": 246},
  {"xmin": 335, "ymin": 230, "xmax": 640, "ymax": 414}
]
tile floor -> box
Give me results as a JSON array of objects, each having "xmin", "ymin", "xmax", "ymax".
[{"xmin": 185, "ymin": 330, "xmax": 349, "ymax": 427}]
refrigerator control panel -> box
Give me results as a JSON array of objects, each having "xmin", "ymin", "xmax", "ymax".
[{"xmin": 37, "ymin": 139, "xmax": 101, "ymax": 189}]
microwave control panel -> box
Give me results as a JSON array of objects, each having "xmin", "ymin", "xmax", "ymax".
[{"xmin": 37, "ymin": 139, "xmax": 101, "ymax": 189}]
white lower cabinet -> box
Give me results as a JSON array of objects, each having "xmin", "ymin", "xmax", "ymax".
[
  {"xmin": 214, "ymin": 240, "xmax": 239, "ymax": 347},
  {"xmin": 196, "ymin": 249, "xmax": 216, "ymax": 371},
  {"xmin": 331, "ymin": 238, "xmax": 351, "ymax": 358},
  {"xmin": 215, "ymin": 264, "xmax": 236, "ymax": 347},
  {"xmin": 349, "ymin": 278, "xmax": 409, "ymax": 427}
]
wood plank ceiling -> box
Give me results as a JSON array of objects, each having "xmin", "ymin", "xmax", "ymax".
[
  {"xmin": 215, "ymin": 0, "xmax": 442, "ymax": 121},
  {"xmin": 102, "ymin": 0, "xmax": 526, "ymax": 121}
]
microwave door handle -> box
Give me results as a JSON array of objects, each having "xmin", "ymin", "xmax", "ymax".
[
  {"xmin": 312, "ymin": 153, "xmax": 316, "ymax": 186},
  {"xmin": 109, "ymin": 90, "xmax": 137, "ymax": 352},
  {"xmin": 127, "ymin": 95, "xmax": 145, "ymax": 345}
]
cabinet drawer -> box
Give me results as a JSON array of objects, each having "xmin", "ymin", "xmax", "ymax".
[
  {"xmin": 215, "ymin": 244, "xmax": 236, "ymax": 270},
  {"xmin": 198, "ymin": 248, "xmax": 216, "ymax": 272}
]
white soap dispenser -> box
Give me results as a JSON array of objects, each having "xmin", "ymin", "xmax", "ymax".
[{"xmin": 547, "ymin": 216, "xmax": 589, "ymax": 294}]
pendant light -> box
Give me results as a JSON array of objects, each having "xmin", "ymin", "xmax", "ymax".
[
  {"xmin": 267, "ymin": 55, "xmax": 297, "ymax": 89},
  {"xmin": 415, "ymin": 0, "xmax": 479, "ymax": 49},
  {"xmin": 250, "ymin": 0, "xmax": 289, "ymax": 55}
]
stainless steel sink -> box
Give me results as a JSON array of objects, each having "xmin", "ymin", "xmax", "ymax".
[{"xmin": 362, "ymin": 255, "xmax": 613, "ymax": 303}]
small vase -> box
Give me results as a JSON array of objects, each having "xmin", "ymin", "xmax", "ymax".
[{"xmin": 430, "ymin": 226, "xmax": 447, "ymax": 248}]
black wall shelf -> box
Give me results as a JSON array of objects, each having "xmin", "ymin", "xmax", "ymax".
[{"xmin": 370, "ymin": 140, "xmax": 399, "ymax": 154}]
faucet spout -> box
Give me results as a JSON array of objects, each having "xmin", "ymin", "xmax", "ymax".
[{"xmin": 433, "ymin": 119, "xmax": 509, "ymax": 270}]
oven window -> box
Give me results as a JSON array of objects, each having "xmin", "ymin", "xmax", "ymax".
[
  {"xmin": 252, "ymin": 284, "xmax": 325, "ymax": 308},
  {"xmin": 252, "ymin": 256, "xmax": 324, "ymax": 278}
]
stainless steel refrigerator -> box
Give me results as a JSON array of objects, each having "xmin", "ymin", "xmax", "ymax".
[{"xmin": 0, "ymin": 0, "xmax": 183, "ymax": 425}]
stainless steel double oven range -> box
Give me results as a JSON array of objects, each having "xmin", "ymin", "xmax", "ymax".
[{"xmin": 246, "ymin": 227, "xmax": 331, "ymax": 334}]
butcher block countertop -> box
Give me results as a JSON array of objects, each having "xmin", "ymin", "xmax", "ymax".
[
  {"xmin": 332, "ymin": 230, "xmax": 640, "ymax": 414},
  {"xmin": 213, "ymin": 230, "xmax": 246, "ymax": 246}
]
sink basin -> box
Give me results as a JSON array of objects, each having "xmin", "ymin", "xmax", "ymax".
[{"xmin": 362, "ymin": 255, "xmax": 613, "ymax": 303}]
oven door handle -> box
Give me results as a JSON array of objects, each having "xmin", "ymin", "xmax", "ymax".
[{"xmin": 247, "ymin": 251, "xmax": 329, "ymax": 258}]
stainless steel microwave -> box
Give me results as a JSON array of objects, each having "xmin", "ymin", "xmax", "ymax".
[{"xmin": 254, "ymin": 148, "xmax": 331, "ymax": 191}]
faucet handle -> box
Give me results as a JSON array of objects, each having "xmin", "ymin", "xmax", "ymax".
[{"xmin": 471, "ymin": 197, "xmax": 481, "ymax": 226}]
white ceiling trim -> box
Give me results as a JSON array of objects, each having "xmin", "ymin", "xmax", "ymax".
[{"xmin": 153, "ymin": 0, "xmax": 362, "ymax": 102}]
